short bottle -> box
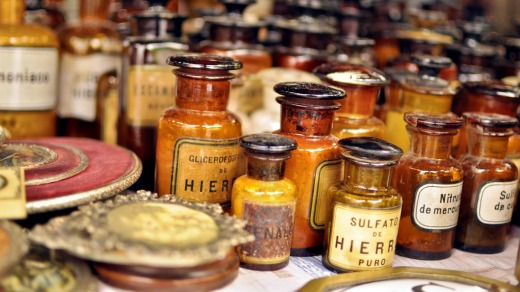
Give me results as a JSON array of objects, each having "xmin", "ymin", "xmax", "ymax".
[
  {"xmin": 455, "ymin": 112, "xmax": 518, "ymax": 254},
  {"xmin": 313, "ymin": 63, "xmax": 389, "ymax": 140},
  {"xmin": 232, "ymin": 133, "xmax": 297, "ymax": 271},
  {"xmin": 323, "ymin": 137, "xmax": 403, "ymax": 272},
  {"xmin": 155, "ymin": 54, "xmax": 243, "ymax": 209},
  {"xmin": 273, "ymin": 82, "xmax": 345, "ymax": 256},
  {"xmin": 0, "ymin": 0, "xmax": 59, "ymax": 138},
  {"xmin": 392, "ymin": 112, "xmax": 464, "ymax": 260}
]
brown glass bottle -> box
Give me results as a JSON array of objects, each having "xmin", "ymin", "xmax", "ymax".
[
  {"xmin": 323, "ymin": 137, "xmax": 403, "ymax": 272},
  {"xmin": 232, "ymin": 133, "xmax": 297, "ymax": 271},
  {"xmin": 118, "ymin": 1, "xmax": 188, "ymax": 191},
  {"xmin": 392, "ymin": 112, "xmax": 463, "ymax": 260},
  {"xmin": 455, "ymin": 113, "xmax": 518, "ymax": 254},
  {"xmin": 0, "ymin": 0, "xmax": 59, "ymax": 138},
  {"xmin": 24, "ymin": 0, "xmax": 66, "ymax": 30},
  {"xmin": 155, "ymin": 54, "xmax": 243, "ymax": 209},
  {"xmin": 273, "ymin": 82, "xmax": 345, "ymax": 256},
  {"xmin": 56, "ymin": 0, "xmax": 121, "ymax": 138},
  {"xmin": 313, "ymin": 63, "xmax": 389, "ymax": 140}
]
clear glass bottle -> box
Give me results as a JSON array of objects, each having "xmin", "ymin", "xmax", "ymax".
[
  {"xmin": 0, "ymin": 0, "xmax": 59, "ymax": 138},
  {"xmin": 455, "ymin": 112, "xmax": 518, "ymax": 254},
  {"xmin": 56, "ymin": 0, "xmax": 121, "ymax": 138},
  {"xmin": 392, "ymin": 112, "xmax": 463, "ymax": 260},
  {"xmin": 273, "ymin": 82, "xmax": 345, "ymax": 256},
  {"xmin": 155, "ymin": 54, "xmax": 243, "ymax": 209},
  {"xmin": 118, "ymin": 0, "xmax": 188, "ymax": 191},
  {"xmin": 385, "ymin": 54, "xmax": 457, "ymax": 152},
  {"xmin": 313, "ymin": 63, "xmax": 389, "ymax": 140},
  {"xmin": 232, "ymin": 133, "xmax": 297, "ymax": 271},
  {"xmin": 323, "ymin": 137, "xmax": 403, "ymax": 272}
]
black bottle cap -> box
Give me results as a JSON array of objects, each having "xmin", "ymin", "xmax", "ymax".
[
  {"xmin": 167, "ymin": 54, "xmax": 243, "ymax": 70},
  {"xmin": 240, "ymin": 133, "xmax": 297, "ymax": 155},
  {"xmin": 464, "ymin": 81, "xmax": 520, "ymax": 100},
  {"xmin": 463, "ymin": 112, "xmax": 517, "ymax": 129},
  {"xmin": 405, "ymin": 112, "xmax": 463, "ymax": 130},
  {"xmin": 313, "ymin": 63, "xmax": 389, "ymax": 87},
  {"xmin": 411, "ymin": 54, "xmax": 452, "ymax": 77},
  {"xmin": 339, "ymin": 137, "xmax": 403, "ymax": 162},
  {"xmin": 274, "ymin": 82, "xmax": 346, "ymax": 100}
]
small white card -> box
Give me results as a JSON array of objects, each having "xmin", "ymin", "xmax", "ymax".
[{"xmin": 0, "ymin": 167, "xmax": 26, "ymax": 219}]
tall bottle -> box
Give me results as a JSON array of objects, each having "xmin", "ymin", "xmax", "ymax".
[
  {"xmin": 0, "ymin": 0, "xmax": 59, "ymax": 138},
  {"xmin": 156, "ymin": 54, "xmax": 243, "ymax": 209},
  {"xmin": 118, "ymin": 0, "xmax": 188, "ymax": 191},
  {"xmin": 455, "ymin": 113, "xmax": 518, "ymax": 254},
  {"xmin": 392, "ymin": 112, "xmax": 463, "ymax": 260},
  {"xmin": 56, "ymin": 0, "xmax": 121, "ymax": 138},
  {"xmin": 323, "ymin": 137, "xmax": 403, "ymax": 272},
  {"xmin": 273, "ymin": 82, "xmax": 345, "ymax": 256},
  {"xmin": 385, "ymin": 54, "xmax": 457, "ymax": 152},
  {"xmin": 232, "ymin": 133, "xmax": 297, "ymax": 271},
  {"xmin": 313, "ymin": 63, "xmax": 389, "ymax": 140}
]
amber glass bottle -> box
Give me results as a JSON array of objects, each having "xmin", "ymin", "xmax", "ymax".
[
  {"xmin": 385, "ymin": 55, "xmax": 457, "ymax": 152},
  {"xmin": 56, "ymin": 0, "xmax": 121, "ymax": 138},
  {"xmin": 118, "ymin": 1, "xmax": 188, "ymax": 191},
  {"xmin": 323, "ymin": 137, "xmax": 403, "ymax": 272},
  {"xmin": 313, "ymin": 63, "xmax": 389, "ymax": 140},
  {"xmin": 392, "ymin": 112, "xmax": 463, "ymax": 260},
  {"xmin": 0, "ymin": 0, "xmax": 59, "ymax": 138},
  {"xmin": 455, "ymin": 113, "xmax": 518, "ymax": 254},
  {"xmin": 232, "ymin": 133, "xmax": 297, "ymax": 271},
  {"xmin": 24, "ymin": 0, "xmax": 66, "ymax": 30},
  {"xmin": 273, "ymin": 82, "xmax": 345, "ymax": 256},
  {"xmin": 156, "ymin": 54, "xmax": 243, "ymax": 209}
]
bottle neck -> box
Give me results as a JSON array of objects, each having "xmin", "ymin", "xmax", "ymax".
[
  {"xmin": 337, "ymin": 86, "xmax": 379, "ymax": 118},
  {"xmin": 407, "ymin": 126, "xmax": 456, "ymax": 159},
  {"xmin": 247, "ymin": 155, "xmax": 286, "ymax": 181},
  {"xmin": 80, "ymin": 0, "xmax": 110, "ymax": 20},
  {"xmin": 467, "ymin": 129, "xmax": 511, "ymax": 159},
  {"xmin": 175, "ymin": 69, "xmax": 231, "ymax": 111},
  {"xmin": 0, "ymin": 0, "xmax": 24, "ymax": 25},
  {"xmin": 343, "ymin": 160, "xmax": 393, "ymax": 189},
  {"xmin": 279, "ymin": 101, "xmax": 335, "ymax": 136}
]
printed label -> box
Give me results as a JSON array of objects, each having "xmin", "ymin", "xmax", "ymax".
[
  {"xmin": 238, "ymin": 200, "xmax": 296, "ymax": 264},
  {"xmin": 327, "ymin": 203, "xmax": 401, "ymax": 271},
  {"xmin": 0, "ymin": 168, "xmax": 26, "ymax": 220},
  {"xmin": 126, "ymin": 65, "xmax": 176, "ymax": 126},
  {"xmin": 341, "ymin": 279, "xmax": 488, "ymax": 291},
  {"xmin": 412, "ymin": 181, "xmax": 463, "ymax": 231},
  {"xmin": 171, "ymin": 137, "xmax": 242, "ymax": 204},
  {"xmin": 0, "ymin": 47, "xmax": 58, "ymax": 110},
  {"xmin": 475, "ymin": 180, "xmax": 518, "ymax": 225},
  {"xmin": 58, "ymin": 53, "xmax": 119, "ymax": 121},
  {"xmin": 309, "ymin": 159, "xmax": 342, "ymax": 230}
]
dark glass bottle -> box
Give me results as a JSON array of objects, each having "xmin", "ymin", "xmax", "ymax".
[
  {"xmin": 455, "ymin": 113, "xmax": 518, "ymax": 254},
  {"xmin": 392, "ymin": 112, "xmax": 463, "ymax": 260},
  {"xmin": 323, "ymin": 137, "xmax": 403, "ymax": 272},
  {"xmin": 273, "ymin": 82, "xmax": 345, "ymax": 256},
  {"xmin": 232, "ymin": 133, "xmax": 297, "ymax": 271},
  {"xmin": 118, "ymin": 0, "xmax": 188, "ymax": 191},
  {"xmin": 24, "ymin": 0, "xmax": 66, "ymax": 30},
  {"xmin": 156, "ymin": 54, "xmax": 243, "ymax": 209}
]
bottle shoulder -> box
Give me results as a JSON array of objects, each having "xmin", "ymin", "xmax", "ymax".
[
  {"xmin": 329, "ymin": 183, "xmax": 402, "ymax": 208},
  {"xmin": 0, "ymin": 23, "xmax": 59, "ymax": 47},
  {"xmin": 58, "ymin": 21, "xmax": 121, "ymax": 54}
]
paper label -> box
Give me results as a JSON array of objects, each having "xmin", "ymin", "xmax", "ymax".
[
  {"xmin": 126, "ymin": 65, "xmax": 176, "ymax": 126},
  {"xmin": 309, "ymin": 159, "xmax": 342, "ymax": 230},
  {"xmin": 0, "ymin": 168, "xmax": 26, "ymax": 219},
  {"xmin": 475, "ymin": 180, "xmax": 517, "ymax": 225},
  {"xmin": 412, "ymin": 181, "xmax": 463, "ymax": 231},
  {"xmin": 239, "ymin": 200, "xmax": 296, "ymax": 264},
  {"xmin": 58, "ymin": 53, "xmax": 119, "ymax": 121},
  {"xmin": 171, "ymin": 137, "xmax": 242, "ymax": 204},
  {"xmin": 0, "ymin": 47, "xmax": 58, "ymax": 110},
  {"xmin": 327, "ymin": 203, "xmax": 401, "ymax": 271}
]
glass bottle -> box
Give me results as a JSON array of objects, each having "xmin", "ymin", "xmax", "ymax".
[
  {"xmin": 323, "ymin": 137, "xmax": 403, "ymax": 272},
  {"xmin": 392, "ymin": 112, "xmax": 464, "ymax": 260},
  {"xmin": 156, "ymin": 54, "xmax": 243, "ymax": 209},
  {"xmin": 56, "ymin": 0, "xmax": 121, "ymax": 138},
  {"xmin": 273, "ymin": 81, "xmax": 345, "ymax": 256},
  {"xmin": 385, "ymin": 54, "xmax": 457, "ymax": 152},
  {"xmin": 313, "ymin": 63, "xmax": 389, "ymax": 140},
  {"xmin": 455, "ymin": 112, "xmax": 518, "ymax": 254},
  {"xmin": 118, "ymin": 0, "xmax": 188, "ymax": 191},
  {"xmin": 494, "ymin": 37, "xmax": 520, "ymax": 80},
  {"xmin": 232, "ymin": 133, "xmax": 297, "ymax": 271},
  {"xmin": 0, "ymin": 0, "xmax": 59, "ymax": 138},
  {"xmin": 24, "ymin": 0, "xmax": 66, "ymax": 30}
]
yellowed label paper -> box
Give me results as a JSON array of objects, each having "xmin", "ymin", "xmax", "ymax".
[
  {"xmin": 0, "ymin": 167, "xmax": 26, "ymax": 219},
  {"xmin": 309, "ymin": 159, "xmax": 342, "ymax": 230}
]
